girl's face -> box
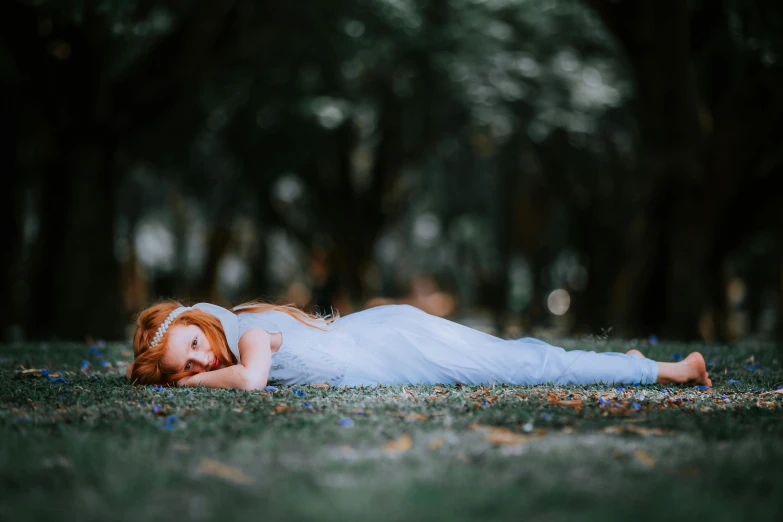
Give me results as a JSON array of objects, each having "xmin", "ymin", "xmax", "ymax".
[{"xmin": 161, "ymin": 324, "xmax": 224, "ymax": 374}]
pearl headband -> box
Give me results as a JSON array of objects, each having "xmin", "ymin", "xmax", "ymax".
[{"xmin": 148, "ymin": 303, "xmax": 240, "ymax": 362}]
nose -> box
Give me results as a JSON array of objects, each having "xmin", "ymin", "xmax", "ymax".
[{"xmin": 196, "ymin": 351, "xmax": 211, "ymax": 367}]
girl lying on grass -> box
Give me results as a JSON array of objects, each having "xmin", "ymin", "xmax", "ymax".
[{"xmin": 126, "ymin": 301, "xmax": 712, "ymax": 390}]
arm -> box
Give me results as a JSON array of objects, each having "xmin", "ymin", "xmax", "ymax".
[{"xmin": 177, "ymin": 328, "xmax": 273, "ymax": 390}]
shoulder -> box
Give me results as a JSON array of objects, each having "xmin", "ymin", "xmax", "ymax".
[
  {"xmin": 237, "ymin": 311, "xmax": 283, "ymax": 337},
  {"xmin": 238, "ymin": 326, "xmax": 272, "ymax": 350}
]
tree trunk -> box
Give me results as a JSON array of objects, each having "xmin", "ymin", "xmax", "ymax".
[
  {"xmin": 0, "ymin": 87, "xmax": 24, "ymax": 340},
  {"xmin": 57, "ymin": 141, "xmax": 125, "ymax": 339},
  {"xmin": 194, "ymin": 225, "xmax": 232, "ymax": 304}
]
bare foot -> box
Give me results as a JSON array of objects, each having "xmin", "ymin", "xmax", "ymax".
[
  {"xmin": 655, "ymin": 352, "xmax": 712, "ymax": 387},
  {"xmin": 626, "ymin": 349, "xmax": 645, "ymax": 358}
]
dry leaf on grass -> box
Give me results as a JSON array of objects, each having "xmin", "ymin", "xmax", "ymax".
[
  {"xmin": 383, "ymin": 433, "xmax": 412, "ymax": 454},
  {"xmin": 197, "ymin": 459, "xmax": 254, "ymax": 485},
  {"xmin": 634, "ymin": 450, "xmax": 657, "ymax": 467},
  {"xmin": 272, "ymin": 404, "xmax": 292, "ymax": 414},
  {"xmin": 384, "ymin": 411, "xmax": 428, "ymax": 421},
  {"xmin": 309, "ymin": 383, "xmax": 330, "ymax": 389},
  {"xmin": 603, "ymin": 425, "xmax": 672, "ymax": 436},
  {"xmin": 759, "ymin": 389, "xmax": 783, "ymax": 397},
  {"xmin": 469, "ymin": 424, "xmax": 529, "ymax": 446},
  {"xmin": 428, "ymin": 437, "xmax": 444, "ymax": 450},
  {"xmin": 675, "ymin": 465, "xmax": 700, "ymax": 477}
]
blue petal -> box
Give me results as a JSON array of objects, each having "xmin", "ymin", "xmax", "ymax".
[
  {"xmin": 696, "ymin": 385, "xmax": 710, "ymax": 390},
  {"xmin": 339, "ymin": 418, "xmax": 354, "ymax": 427},
  {"xmin": 728, "ymin": 379, "xmax": 738, "ymax": 385},
  {"xmin": 152, "ymin": 404, "xmax": 162, "ymax": 414},
  {"xmin": 672, "ymin": 353, "xmax": 682, "ymax": 362},
  {"xmin": 80, "ymin": 360, "xmax": 90, "ymax": 369},
  {"xmin": 293, "ymin": 389, "xmax": 306, "ymax": 397},
  {"xmin": 631, "ymin": 403, "xmax": 641, "ymax": 410},
  {"xmin": 648, "ymin": 335, "xmax": 658, "ymax": 345},
  {"xmin": 303, "ymin": 402, "xmax": 312, "ymax": 408},
  {"xmin": 99, "ymin": 360, "xmax": 109, "ymax": 367},
  {"xmin": 264, "ymin": 386, "xmax": 278, "ymax": 392},
  {"xmin": 616, "ymin": 387, "xmax": 625, "ymax": 393}
]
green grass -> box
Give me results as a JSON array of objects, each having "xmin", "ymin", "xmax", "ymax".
[{"xmin": 1, "ymin": 340, "xmax": 782, "ymax": 522}]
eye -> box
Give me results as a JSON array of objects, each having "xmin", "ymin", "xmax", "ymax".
[
  {"xmin": 192, "ymin": 337, "xmax": 198, "ymax": 349},
  {"xmin": 185, "ymin": 362, "xmax": 192, "ymax": 370}
]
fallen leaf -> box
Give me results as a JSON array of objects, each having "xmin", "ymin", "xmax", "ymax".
[
  {"xmin": 554, "ymin": 399, "xmax": 584, "ymax": 409},
  {"xmin": 676, "ymin": 465, "xmax": 700, "ymax": 477},
  {"xmin": 759, "ymin": 389, "xmax": 783, "ymax": 397},
  {"xmin": 310, "ymin": 383, "xmax": 330, "ymax": 389},
  {"xmin": 428, "ymin": 437, "xmax": 444, "ymax": 450},
  {"xmin": 634, "ymin": 450, "xmax": 656, "ymax": 467},
  {"xmin": 383, "ymin": 433, "xmax": 412, "ymax": 454},
  {"xmin": 470, "ymin": 424, "xmax": 528, "ymax": 446},
  {"xmin": 272, "ymin": 404, "xmax": 292, "ymax": 414},
  {"xmin": 603, "ymin": 425, "xmax": 672, "ymax": 437},
  {"xmin": 197, "ymin": 459, "xmax": 254, "ymax": 485},
  {"xmin": 533, "ymin": 428, "xmax": 549, "ymax": 437}
]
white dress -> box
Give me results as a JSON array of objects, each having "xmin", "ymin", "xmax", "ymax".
[{"xmin": 235, "ymin": 304, "xmax": 658, "ymax": 387}]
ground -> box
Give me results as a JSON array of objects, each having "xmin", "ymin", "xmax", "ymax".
[{"xmin": 1, "ymin": 339, "xmax": 782, "ymax": 522}]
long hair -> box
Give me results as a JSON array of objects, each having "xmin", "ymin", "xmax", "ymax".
[{"xmin": 130, "ymin": 299, "xmax": 339, "ymax": 386}]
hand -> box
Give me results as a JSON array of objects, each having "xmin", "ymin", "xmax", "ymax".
[{"xmin": 176, "ymin": 375, "xmax": 193, "ymax": 387}]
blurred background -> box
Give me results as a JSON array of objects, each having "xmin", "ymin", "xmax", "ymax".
[{"xmin": 1, "ymin": 0, "xmax": 781, "ymax": 344}]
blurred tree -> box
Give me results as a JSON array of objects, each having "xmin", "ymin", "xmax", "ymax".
[
  {"xmin": 2, "ymin": 0, "xmax": 780, "ymax": 342},
  {"xmin": 586, "ymin": 0, "xmax": 783, "ymax": 339}
]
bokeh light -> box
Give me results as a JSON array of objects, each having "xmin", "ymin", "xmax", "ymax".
[{"xmin": 547, "ymin": 289, "xmax": 571, "ymax": 316}]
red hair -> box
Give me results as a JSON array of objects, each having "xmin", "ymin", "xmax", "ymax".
[{"xmin": 130, "ymin": 299, "xmax": 339, "ymax": 385}]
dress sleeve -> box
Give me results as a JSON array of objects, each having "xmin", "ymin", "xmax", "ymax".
[{"xmin": 237, "ymin": 312, "xmax": 282, "ymax": 343}]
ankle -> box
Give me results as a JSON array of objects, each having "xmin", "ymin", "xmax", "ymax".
[{"xmin": 655, "ymin": 362, "xmax": 685, "ymax": 384}]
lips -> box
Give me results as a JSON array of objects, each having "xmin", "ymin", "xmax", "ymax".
[{"xmin": 211, "ymin": 358, "xmax": 220, "ymax": 370}]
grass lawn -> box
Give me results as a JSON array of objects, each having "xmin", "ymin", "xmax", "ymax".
[{"xmin": 1, "ymin": 339, "xmax": 782, "ymax": 522}]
